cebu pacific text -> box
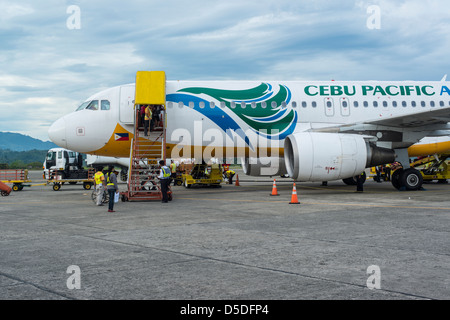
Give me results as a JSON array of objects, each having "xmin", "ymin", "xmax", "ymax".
[{"xmin": 304, "ymin": 85, "xmax": 450, "ymax": 96}]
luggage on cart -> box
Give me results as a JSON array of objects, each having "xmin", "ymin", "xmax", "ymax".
[{"xmin": 0, "ymin": 181, "xmax": 12, "ymax": 196}]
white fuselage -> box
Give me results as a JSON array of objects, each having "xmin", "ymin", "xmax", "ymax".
[{"xmin": 48, "ymin": 80, "xmax": 450, "ymax": 160}]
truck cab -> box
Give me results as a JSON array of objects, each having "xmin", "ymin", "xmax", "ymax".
[{"xmin": 43, "ymin": 148, "xmax": 85, "ymax": 179}]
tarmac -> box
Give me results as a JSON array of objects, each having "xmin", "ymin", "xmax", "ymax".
[{"xmin": 1, "ymin": 169, "xmax": 449, "ymax": 303}]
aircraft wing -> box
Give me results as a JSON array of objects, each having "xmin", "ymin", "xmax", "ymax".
[{"xmin": 365, "ymin": 107, "xmax": 450, "ymax": 128}]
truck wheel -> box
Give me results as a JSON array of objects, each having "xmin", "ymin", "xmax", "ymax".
[
  {"xmin": 83, "ymin": 182, "xmax": 92, "ymax": 190},
  {"xmin": 53, "ymin": 183, "xmax": 61, "ymax": 191},
  {"xmin": 12, "ymin": 184, "xmax": 20, "ymax": 192}
]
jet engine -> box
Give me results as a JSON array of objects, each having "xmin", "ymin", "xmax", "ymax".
[
  {"xmin": 241, "ymin": 157, "xmax": 287, "ymax": 177},
  {"xmin": 284, "ymin": 132, "xmax": 395, "ymax": 181}
]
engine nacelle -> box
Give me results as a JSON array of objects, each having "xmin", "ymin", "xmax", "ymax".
[
  {"xmin": 284, "ymin": 132, "xmax": 395, "ymax": 181},
  {"xmin": 241, "ymin": 157, "xmax": 287, "ymax": 177}
]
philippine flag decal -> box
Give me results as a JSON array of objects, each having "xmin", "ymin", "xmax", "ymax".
[{"xmin": 114, "ymin": 133, "xmax": 129, "ymax": 141}]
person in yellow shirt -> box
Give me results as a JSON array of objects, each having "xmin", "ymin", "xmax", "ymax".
[
  {"xmin": 94, "ymin": 166, "xmax": 105, "ymax": 206},
  {"xmin": 225, "ymin": 169, "xmax": 235, "ymax": 184},
  {"xmin": 170, "ymin": 160, "xmax": 177, "ymax": 185},
  {"xmin": 144, "ymin": 105, "xmax": 153, "ymax": 136}
]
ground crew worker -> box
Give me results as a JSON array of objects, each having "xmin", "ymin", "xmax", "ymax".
[
  {"xmin": 106, "ymin": 166, "xmax": 119, "ymax": 212},
  {"xmin": 158, "ymin": 160, "xmax": 171, "ymax": 203},
  {"xmin": 225, "ymin": 169, "xmax": 235, "ymax": 184},
  {"xmin": 94, "ymin": 166, "xmax": 105, "ymax": 206},
  {"xmin": 356, "ymin": 172, "xmax": 365, "ymax": 192},
  {"xmin": 170, "ymin": 160, "xmax": 177, "ymax": 184}
]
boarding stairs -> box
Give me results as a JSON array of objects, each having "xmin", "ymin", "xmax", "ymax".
[{"xmin": 122, "ymin": 71, "xmax": 171, "ymax": 202}]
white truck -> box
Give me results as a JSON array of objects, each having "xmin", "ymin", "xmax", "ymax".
[{"xmin": 43, "ymin": 147, "xmax": 94, "ymax": 191}]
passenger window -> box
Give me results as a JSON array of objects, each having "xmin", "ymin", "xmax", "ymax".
[
  {"xmin": 271, "ymin": 101, "xmax": 277, "ymax": 109},
  {"xmin": 354, "ymin": 101, "xmax": 359, "ymax": 108},
  {"xmin": 189, "ymin": 101, "xmax": 194, "ymax": 108},
  {"xmin": 439, "ymin": 101, "xmax": 444, "ymax": 107},
  {"xmin": 363, "ymin": 101, "xmax": 368, "ymax": 108},
  {"xmin": 261, "ymin": 101, "xmax": 266, "ymax": 109},
  {"xmin": 393, "ymin": 101, "xmax": 397, "ymax": 107},
  {"xmin": 421, "ymin": 101, "xmax": 426, "ymax": 107},
  {"xmin": 178, "ymin": 102, "xmax": 184, "ymax": 108},
  {"xmin": 312, "ymin": 101, "xmax": 317, "ymax": 108},
  {"xmin": 220, "ymin": 101, "xmax": 226, "ymax": 108},
  {"xmin": 292, "ymin": 101, "xmax": 297, "ymax": 108},
  {"xmin": 383, "ymin": 101, "xmax": 388, "ymax": 107},
  {"xmin": 101, "ymin": 100, "xmax": 110, "ymax": 110},
  {"xmin": 86, "ymin": 100, "xmax": 98, "ymax": 110},
  {"xmin": 241, "ymin": 102, "xmax": 246, "ymax": 109},
  {"xmin": 302, "ymin": 101, "xmax": 307, "ymax": 108},
  {"xmin": 231, "ymin": 102, "xmax": 236, "ymax": 109},
  {"xmin": 210, "ymin": 101, "xmax": 215, "ymax": 108},
  {"xmin": 411, "ymin": 101, "xmax": 416, "ymax": 107},
  {"xmin": 199, "ymin": 101, "xmax": 205, "ymax": 109},
  {"xmin": 373, "ymin": 101, "xmax": 378, "ymax": 107},
  {"xmin": 402, "ymin": 101, "xmax": 407, "ymax": 107},
  {"xmin": 251, "ymin": 102, "xmax": 256, "ymax": 109},
  {"xmin": 430, "ymin": 101, "xmax": 435, "ymax": 107},
  {"xmin": 342, "ymin": 101, "xmax": 348, "ymax": 108},
  {"xmin": 281, "ymin": 102, "xmax": 287, "ymax": 108}
]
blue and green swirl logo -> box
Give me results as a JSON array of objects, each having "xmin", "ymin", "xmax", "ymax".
[{"xmin": 167, "ymin": 83, "xmax": 297, "ymax": 146}]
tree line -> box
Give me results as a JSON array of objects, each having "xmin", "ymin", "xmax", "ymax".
[{"xmin": 0, "ymin": 149, "xmax": 47, "ymax": 169}]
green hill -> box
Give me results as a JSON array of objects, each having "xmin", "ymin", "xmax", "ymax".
[{"xmin": 0, "ymin": 132, "xmax": 57, "ymax": 151}]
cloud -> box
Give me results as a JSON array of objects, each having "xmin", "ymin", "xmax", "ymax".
[{"xmin": 0, "ymin": 0, "xmax": 449, "ymax": 141}]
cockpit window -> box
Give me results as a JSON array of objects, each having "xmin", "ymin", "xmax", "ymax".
[
  {"xmin": 76, "ymin": 101, "xmax": 90, "ymax": 111},
  {"xmin": 86, "ymin": 100, "xmax": 99, "ymax": 110},
  {"xmin": 101, "ymin": 100, "xmax": 110, "ymax": 110}
]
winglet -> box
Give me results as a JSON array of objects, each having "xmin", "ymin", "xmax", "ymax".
[{"xmin": 441, "ymin": 74, "xmax": 447, "ymax": 81}]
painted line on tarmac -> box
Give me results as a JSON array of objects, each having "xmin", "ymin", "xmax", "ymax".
[{"xmin": 176, "ymin": 197, "xmax": 450, "ymax": 211}]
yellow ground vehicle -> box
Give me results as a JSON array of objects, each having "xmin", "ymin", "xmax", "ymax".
[
  {"xmin": 0, "ymin": 169, "xmax": 32, "ymax": 191},
  {"xmin": 411, "ymin": 155, "xmax": 450, "ymax": 183},
  {"xmin": 181, "ymin": 163, "xmax": 223, "ymax": 188}
]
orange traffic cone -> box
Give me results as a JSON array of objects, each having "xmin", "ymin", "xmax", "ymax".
[
  {"xmin": 235, "ymin": 174, "xmax": 240, "ymax": 186},
  {"xmin": 289, "ymin": 183, "xmax": 300, "ymax": 204},
  {"xmin": 270, "ymin": 179, "xmax": 279, "ymax": 196}
]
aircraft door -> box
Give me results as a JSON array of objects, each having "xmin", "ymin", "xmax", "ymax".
[
  {"xmin": 340, "ymin": 97, "xmax": 350, "ymax": 116},
  {"xmin": 119, "ymin": 85, "xmax": 135, "ymax": 124},
  {"xmin": 324, "ymin": 97, "xmax": 334, "ymax": 117}
]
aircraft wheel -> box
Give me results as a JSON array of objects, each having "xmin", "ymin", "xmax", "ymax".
[
  {"xmin": 400, "ymin": 168, "xmax": 423, "ymax": 191},
  {"xmin": 391, "ymin": 169, "xmax": 403, "ymax": 190},
  {"xmin": 342, "ymin": 177, "xmax": 357, "ymax": 185}
]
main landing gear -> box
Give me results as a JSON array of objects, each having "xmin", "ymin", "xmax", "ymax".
[{"xmin": 391, "ymin": 168, "xmax": 423, "ymax": 191}]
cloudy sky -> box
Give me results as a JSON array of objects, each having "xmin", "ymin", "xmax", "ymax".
[{"xmin": 1, "ymin": 0, "xmax": 449, "ymax": 141}]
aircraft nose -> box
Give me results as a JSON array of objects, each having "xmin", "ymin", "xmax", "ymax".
[{"xmin": 48, "ymin": 117, "xmax": 68, "ymax": 148}]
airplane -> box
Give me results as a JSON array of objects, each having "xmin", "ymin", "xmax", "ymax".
[{"xmin": 48, "ymin": 72, "xmax": 450, "ymax": 191}]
